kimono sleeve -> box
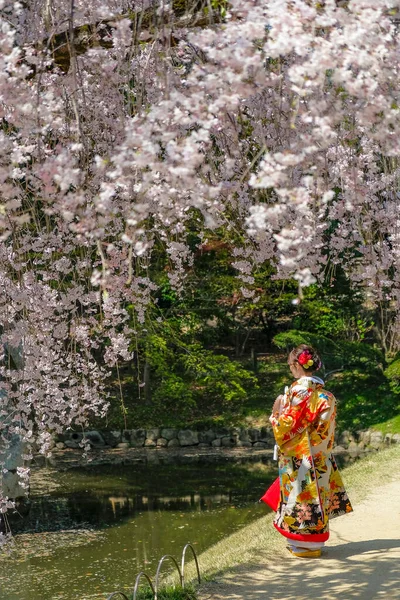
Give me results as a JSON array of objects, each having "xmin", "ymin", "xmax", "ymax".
[
  {"xmin": 311, "ymin": 392, "xmax": 336, "ymax": 443},
  {"xmin": 269, "ymin": 387, "xmax": 313, "ymax": 449}
]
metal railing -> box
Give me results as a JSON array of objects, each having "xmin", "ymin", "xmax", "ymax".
[{"xmin": 105, "ymin": 542, "xmax": 201, "ymax": 600}]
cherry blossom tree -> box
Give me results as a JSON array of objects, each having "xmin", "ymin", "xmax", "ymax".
[{"xmin": 1, "ymin": 0, "xmax": 400, "ymax": 540}]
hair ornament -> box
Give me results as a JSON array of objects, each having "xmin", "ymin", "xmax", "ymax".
[
  {"xmin": 298, "ymin": 350, "xmax": 314, "ymax": 368},
  {"xmin": 290, "ymin": 345, "xmax": 321, "ymax": 371}
]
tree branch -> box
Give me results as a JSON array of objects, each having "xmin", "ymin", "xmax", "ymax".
[{"xmin": 32, "ymin": 0, "xmax": 224, "ymax": 73}]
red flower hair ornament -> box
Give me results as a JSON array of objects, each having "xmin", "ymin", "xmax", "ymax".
[{"xmin": 298, "ymin": 350, "xmax": 315, "ymax": 369}]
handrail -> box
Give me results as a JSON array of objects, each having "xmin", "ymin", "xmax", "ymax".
[
  {"xmin": 181, "ymin": 543, "xmax": 201, "ymax": 587},
  {"xmin": 105, "ymin": 543, "xmax": 200, "ymax": 599},
  {"xmin": 154, "ymin": 554, "xmax": 183, "ymax": 600},
  {"xmin": 132, "ymin": 571, "xmax": 156, "ymax": 600}
]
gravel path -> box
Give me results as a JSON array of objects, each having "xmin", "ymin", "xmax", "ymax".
[{"xmin": 199, "ymin": 479, "xmax": 400, "ymax": 600}]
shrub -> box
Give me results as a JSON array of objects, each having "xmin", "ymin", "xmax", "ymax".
[
  {"xmin": 273, "ymin": 330, "xmax": 384, "ymax": 374},
  {"xmin": 384, "ymin": 357, "xmax": 400, "ymax": 395}
]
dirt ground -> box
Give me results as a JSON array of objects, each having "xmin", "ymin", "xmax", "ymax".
[{"xmin": 198, "ymin": 479, "xmax": 400, "ymax": 600}]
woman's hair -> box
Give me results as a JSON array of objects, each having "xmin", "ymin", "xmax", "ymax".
[{"xmin": 289, "ymin": 344, "xmax": 322, "ymax": 372}]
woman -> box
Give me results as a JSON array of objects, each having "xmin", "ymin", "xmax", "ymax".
[{"xmin": 269, "ymin": 344, "xmax": 352, "ymax": 558}]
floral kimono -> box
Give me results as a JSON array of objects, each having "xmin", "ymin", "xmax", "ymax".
[{"xmin": 269, "ymin": 376, "xmax": 352, "ymax": 546}]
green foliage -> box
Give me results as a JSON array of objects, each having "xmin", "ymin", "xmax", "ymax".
[
  {"xmin": 291, "ymin": 282, "xmax": 373, "ymax": 341},
  {"xmin": 105, "ymin": 311, "xmax": 259, "ymax": 428},
  {"xmin": 273, "ymin": 330, "xmax": 384, "ymax": 373},
  {"xmin": 271, "ymin": 329, "xmax": 399, "ymax": 431},
  {"xmin": 328, "ymin": 369, "xmax": 398, "ymax": 431},
  {"xmin": 204, "ymin": 0, "xmax": 228, "ymax": 18},
  {"xmin": 339, "ymin": 340, "xmax": 384, "ymax": 370},
  {"xmin": 384, "ymin": 357, "xmax": 400, "ymax": 395},
  {"xmin": 181, "ymin": 348, "xmax": 258, "ymax": 417},
  {"xmin": 273, "ymin": 330, "xmax": 337, "ymax": 355},
  {"xmin": 95, "ymin": 229, "xmax": 400, "ymax": 433},
  {"xmin": 142, "ymin": 332, "xmax": 257, "ymax": 425},
  {"xmin": 243, "ymin": 356, "xmax": 289, "ymax": 420}
]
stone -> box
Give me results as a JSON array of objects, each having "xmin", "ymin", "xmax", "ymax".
[
  {"xmin": 333, "ymin": 445, "xmax": 346, "ymax": 453},
  {"xmin": 144, "ymin": 438, "xmax": 157, "ymax": 448},
  {"xmin": 248, "ymin": 428, "xmax": 260, "ymax": 442},
  {"xmin": 221, "ymin": 436, "xmax": 236, "ymax": 447},
  {"xmin": 178, "ymin": 430, "xmax": 199, "ymax": 446},
  {"xmin": 84, "ymin": 430, "xmax": 106, "ymax": 448},
  {"xmin": 102, "ymin": 430, "xmax": 121, "ymax": 447},
  {"xmin": 338, "ymin": 430, "xmax": 355, "ymax": 446},
  {"xmin": 167, "ymin": 438, "xmax": 180, "ymax": 448},
  {"xmin": 252, "ymin": 441, "xmax": 267, "ymax": 448},
  {"xmin": 369, "ymin": 431, "xmax": 384, "ymax": 449},
  {"xmin": 215, "ymin": 427, "xmax": 230, "ymax": 438},
  {"xmin": 358, "ymin": 430, "xmax": 371, "ymax": 444},
  {"xmin": 211, "ymin": 438, "xmax": 221, "ymax": 447},
  {"xmin": 239, "ymin": 429, "xmax": 250, "ymax": 442},
  {"xmin": 156, "ymin": 438, "xmax": 168, "ymax": 447},
  {"xmin": 147, "ymin": 428, "xmax": 160, "ymax": 441},
  {"xmin": 64, "ymin": 440, "xmax": 79, "ymax": 449},
  {"xmin": 64, "ymin": 431, "xmax": 83, "ymax": 448},
  {"xmin": 130, "ymin": 429, "xmax": 146, "ymax": 447},
  {"xmin": 348, "ymin": 441, "xmax": 359, "ymax": 454},
  {"xmin": 55, "ymin": 442, "xmax": 66, "ymax": 449},
  {"xmin": 260, "ymin": 426, "xmax": 273, "ymax": 442},
  {"xmin": 161, "ymin": 428, "xmax": 178, "ymax": 440},
  {"xmin": 198, "ymin": 430, "xmax": 216, "ymax": 444},
  {"xmin": 392, "ymin": 433, "xmax": 400, "ymax": 444},
  {"xmin": 198, "ymin": 442, "xmax": 211, "ymax": 448},
  {"xmin": 236, "ymin": 440, "xmax": 252, "ymax": 448},
  {"xmin": 122, "ymin": 430, "xmax": 132, "ymax": 443},
  {"xmin": 384, "ymin": 433, "xmax": 393, "ymax": 445},
  {"xmin": 116, "ymin": 442, "xmax": 130, "ymax": 449}
]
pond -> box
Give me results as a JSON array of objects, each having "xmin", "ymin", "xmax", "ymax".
[{"xmin": 0, "ymin": 457, "xmax": 277, "ymax": 600}]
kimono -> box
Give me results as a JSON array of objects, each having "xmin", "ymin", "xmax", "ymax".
[{"xmin": 269, "ymin": 376, "xmax": 352, "ymax": 545}]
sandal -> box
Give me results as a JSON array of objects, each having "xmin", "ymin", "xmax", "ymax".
[{"xmin": 288, "ymin": 547, "xmax": 322, "ymax": 558}]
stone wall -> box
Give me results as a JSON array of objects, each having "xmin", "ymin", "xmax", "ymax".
[
  {"xmin": 333, "ymin": 429, "xmax": 400, "ymax": 453},
  {"xmin": 53, "ymin": 426, "xmax": 400, "ymax": 453},
  {"xmin": 54, "ymin": 427, "xmax": 274, "ymax": 450}
]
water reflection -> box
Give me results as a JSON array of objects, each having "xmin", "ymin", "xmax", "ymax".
[
  {"xmin": 1, "ymin": 453, "xmax": 357, "ymax": 600},
  {"xmin": 1, "ymin": 460, "xmax": 275, "ymax": 600}
]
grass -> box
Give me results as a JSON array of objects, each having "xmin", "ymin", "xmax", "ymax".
[
  {"xmin": 371, "ymin": 413, "xmax": 400, "ymax": 434},
  {"xmin": 135, "ymin": 584, "xmax": 197, "ymax": 600},
  {"xmin": 180, "ymin": 445, "xmax": 400, "ymax": 588},
  {"xmin": 327, "ymin": 367, "xmax": 399, "ymax": 431}
]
